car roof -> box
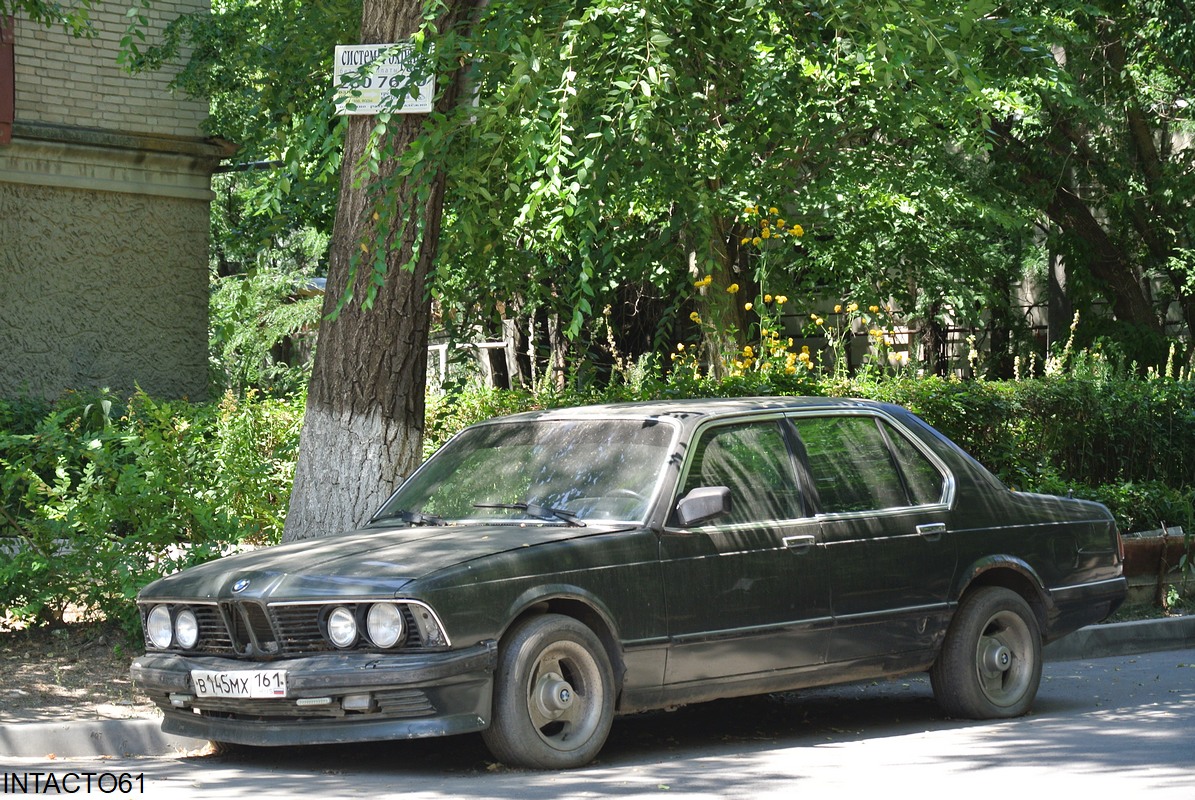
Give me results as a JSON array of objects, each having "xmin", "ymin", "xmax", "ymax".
[{"xmin": 482, "ymin": 396, "xmax": 895, "ymax": 429}]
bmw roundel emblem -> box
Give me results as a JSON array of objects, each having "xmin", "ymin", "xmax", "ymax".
[{"xmin": 232, "ymin": 578, "xmax": 251, "ymax": 593}]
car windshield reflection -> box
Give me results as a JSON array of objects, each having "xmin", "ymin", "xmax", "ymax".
[{"xmin": 372, "ymin": 417, "xmax": 677, "ymax": 525}]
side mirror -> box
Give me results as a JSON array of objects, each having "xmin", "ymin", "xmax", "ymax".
[{"xmin": 675, "ymin": 486, "xmax": 732, "ymax": 527}]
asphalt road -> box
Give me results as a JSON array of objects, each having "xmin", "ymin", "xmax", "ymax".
[{"xmin": 3, "ymin": 646, "xmax": 1192, "ymax": 799}]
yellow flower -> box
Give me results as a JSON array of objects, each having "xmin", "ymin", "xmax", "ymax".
[
  {"xmin": 761, "ymin": 229, "xmax": 771, "ymax": 239},
  {"xmin": 745, "ymin": 205, "xmax": 757, "ymax": 215},
  {"xmin": 768, "ymin": 207, "xmax": 778, "ymax": 215},
  {"xmin": 744, "ymin": 302, "xmax": 753, "ymax": 311},
  {"xmin": 752, "ymin": 237, "xmax": 762, "ymax": 246},
  {"xmin": 785, "ymin": 366, "xmax": 797, "ymax": 375},
  {"xmin": 847, "ymin": 302, "xmax": 859, "ymax": 313},
  {"xmin": 690, "ymin": 311, "xmax": 701, "ymax": 323},
  {"xmin": 815, "ymin": 317, "xmax": 825, "ymax": 326},
  {"xmin": 765, "ymin": 294, "xmax": 773, "ymax": 303},
  {"xmin": 741, "ymin": 237, "xmax": 751, "ymax": 245},
  {"xmin": 727, "ymin": 283, "xmax": 740, "ymax": 294},
  {"xmin": 834, "ymin": 304, "xmax": 842, "ymax": 313},
  {"xmin": 777, "ymin": 219, "xmax": 786, "ymax": 229},
  {"xmin": 776, "ymin": 295, "xmax": 788, "ymax": 305},
  {"xmin": 743, "ymin": 345, "xmax": 754, "ymax": 356},
  {"xmin": 791, "ymin": 223, "xmax": 805, "ymax": 237},
  {"xmin": 869, "ymin": 305, "xmax": 881, "ymax": 313},
  {"xmin": 677, "ymin": 342, "xmax": 685, "ymax": 351},
  {"xmin": 798, "ymin": 352, "xmax": 811, "ymax": 363},
  {"xmin": 801, "ymin": 345, "xmax": 810, "ymax": 353}
]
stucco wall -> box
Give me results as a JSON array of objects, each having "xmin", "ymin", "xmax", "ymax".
[
  {"xmin": 0, "ymin": 181, "xmax": 210, "ymax": 399},
  {"xmin": 0, "ymin": 2, "xmax": 224, "ymax": 401}
]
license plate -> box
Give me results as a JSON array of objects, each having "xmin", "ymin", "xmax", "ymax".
[{"xmin": 191, "ymin": 669, "xmax": 288, "ymax": 699}]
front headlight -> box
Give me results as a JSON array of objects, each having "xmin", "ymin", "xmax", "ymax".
[
  {"xmin": 366, "ymin": 603, "xmax": 405, "ymax": 648},
  {"xmin": 174, "ymin": 607, "xmax": 199, "ymax": 649},
  {"xmin": 146, "ymin": 605, "xmax": 173, "ymax": 649},
  {"xmin": 326, "ymin": 605, "xmax": 358, "ymax": 648}
]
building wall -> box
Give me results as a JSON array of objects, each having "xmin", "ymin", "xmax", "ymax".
[
  {"xmin": 0, "ymin": 181, "xmax": 210, "ymax": 399},
  {"xmin": 0, "ymin": 3, "xmax": 227, "ymax": 401},
  {"xmin": 11, "ymin": 1, "xmax": 208, "ymax": 136}
]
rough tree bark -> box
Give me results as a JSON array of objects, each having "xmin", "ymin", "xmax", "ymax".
[{"xmin": 283, "ymin": 0, "xmax": 479, "ymax": 542}]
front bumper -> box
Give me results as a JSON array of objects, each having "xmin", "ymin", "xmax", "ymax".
[{"xmin": 131, "ymin": 641, "xmax": 497, "ymax": 746}]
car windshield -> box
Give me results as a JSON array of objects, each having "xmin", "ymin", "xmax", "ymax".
[{"xmin": 373, "ymin": 417, "xmax": 677, "ymax": 525}]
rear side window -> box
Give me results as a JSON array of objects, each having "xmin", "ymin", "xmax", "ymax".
[
  {"xmin": 883, "ymin": 420, "xmax": 946, "ymax": 505},
  {"xmin": 792, "ymin": 415, "xmax": 945, "ymax": 514}
]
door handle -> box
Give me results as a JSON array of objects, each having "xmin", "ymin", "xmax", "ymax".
[
  {"xmin": 917, "ymin": 523, "xmax": 947, "ymax": 540},
  {"xmin": 783, "ymin": 534, "xmax": 816, "ymax": 552}
]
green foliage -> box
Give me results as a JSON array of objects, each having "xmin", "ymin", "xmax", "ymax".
[
  {"xmin": 1, "ymin": 0, "xmax": 99, "ymax": 36},
  {"xmin": 208, "ymin": 265, "xmax": 324, "ymax": 397},
  {"xmin": 0, "ymin": 388, "xmax": 303, "ymax": 633}
]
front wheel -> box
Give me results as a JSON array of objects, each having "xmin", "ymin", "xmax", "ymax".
[
  {"xmin": 482, "ymin": 614, "xmax": 615, "ymax": 769},
  {"xmin": 931, "ymin": 586, "xmax": 1042, "ymax": 719}
]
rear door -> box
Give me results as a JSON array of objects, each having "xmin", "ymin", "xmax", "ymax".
[{"xmin": 788, "ymin": 412, "xmax": 958, "ymax": 664}]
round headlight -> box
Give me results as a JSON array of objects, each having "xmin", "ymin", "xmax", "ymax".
[
  {"xmin": 146, "ymin": 605, "xmax": 173, "ymax": 649},
  {"xmin": 174, "ymin": 607, "xmax": 199, "ymax": 650},
  {"xmin": 326, "ymin": 606, "xmax": 358, "ymax": 648},
  {"xmin": 366, "ymin": 603, "xmax": 405, "ymax": 648}
]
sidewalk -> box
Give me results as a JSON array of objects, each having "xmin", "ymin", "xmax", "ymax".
[{"xmin": 2, "ymin": 616, "xmax": 1192, "ymax": 760}]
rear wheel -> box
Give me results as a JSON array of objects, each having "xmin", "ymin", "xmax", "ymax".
[
  {"xmin": 931, "ymin": 587, "xmax": 1042, "ymax": 719},
  {"xmin": 482, "ymin": 614, "xmax": 615, "ymax": 769}
]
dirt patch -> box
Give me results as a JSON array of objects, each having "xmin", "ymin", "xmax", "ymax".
[{"xmin": 0, "ymin": 619, "xmax": 160, "ymax": 724}]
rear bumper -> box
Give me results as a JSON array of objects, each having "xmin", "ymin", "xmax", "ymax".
[
  {"xmin": 1045, "ymin": 576, "xmax": 1128, "ymax": 642},
  {"xmin": 131, "ymin": 641, "xmax": 496, "ymax": 746}
]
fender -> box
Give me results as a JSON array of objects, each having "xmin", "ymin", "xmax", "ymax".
[
  {"xmin": 500, "ymin": 583, "xmax": 624, "ymax": 649},
  {"xmin": 954, "ymin": 554, "xmax": 1050, "ymax": 608}
]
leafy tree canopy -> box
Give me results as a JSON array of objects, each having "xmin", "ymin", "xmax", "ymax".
[{"xmin": 52, "ymin": 0, "xmax": 1193, "ymax": 372}]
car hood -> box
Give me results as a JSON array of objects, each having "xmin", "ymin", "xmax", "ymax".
[{"xmin": 138, "ymin": 522, "xmax": 635, "ymax": 602}]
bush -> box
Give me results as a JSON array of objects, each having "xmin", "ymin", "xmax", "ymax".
[{"xmin": 0, "ymin": 388, "xmax": 303, "ymax": 633}]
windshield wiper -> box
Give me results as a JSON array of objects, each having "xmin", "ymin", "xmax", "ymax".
[
  {"xmin": 473, "ymin": 502, "xmax": 586, "ymax": 527},
  {"xmin": 369, "ymin": 509, "xmax": 448, "ymax": 527}
]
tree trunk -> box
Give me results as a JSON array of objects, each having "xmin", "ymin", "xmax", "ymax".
[
  {"xmin": 283, "ymin": 0, "xmax": 479, "ymax": 542},
  {"xmin": 686, "ymin": 217, "xmax": 743, "ymax": 377}
]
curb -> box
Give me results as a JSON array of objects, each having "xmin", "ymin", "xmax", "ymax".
[
  {"xmin": 1043, "ymin": 614, "xmax": 1195, "ymax": 661},
  {"xmin": 2, "ymin": 616, "xmax": 1192, "ymax": 760},
  {"xmin": 0, "ymin": 717, "xmax": 204, "ymax": 759}
]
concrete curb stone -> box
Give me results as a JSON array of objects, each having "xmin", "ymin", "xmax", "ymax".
[{"xmin": 2, "ymin": 616, "xmax": 1192, "ymax": 760}]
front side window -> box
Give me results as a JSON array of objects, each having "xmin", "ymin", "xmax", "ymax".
[
  {"xmin": 793, "ymin": 415, "xmax": 944, "ymax": 514},
  {"xmin": 679, "ymin": 420, "xmax": 803, "ymax": 525}
]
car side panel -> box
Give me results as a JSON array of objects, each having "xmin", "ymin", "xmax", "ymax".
[
  {"xmin": 658, "ymin": 517, "xmax": 833, "ymax": 686},
  {"xmin": 409, "ymin": 527, "xmax": 668, "ymax": 688},
  {"xmin": 819, "ymin": 507, "xmax": 958, "ymax": 663}
]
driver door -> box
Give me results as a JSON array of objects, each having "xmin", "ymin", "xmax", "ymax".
[{"xmin": 660, "ymin": 418, "xmax": 833, "ymax": 691}]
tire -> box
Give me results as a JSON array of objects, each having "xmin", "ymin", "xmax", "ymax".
[
  {"xmin": 931, "ymin": 586, "xmax": 1043, "ymax": 719},
  {"xmin": 482, "ymin": 614, "xmax": 615, "ymax": 769}
]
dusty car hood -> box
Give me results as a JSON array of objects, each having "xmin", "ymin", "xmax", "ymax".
[{"xmin": 139, "ymin": 523, "xmax": 633, "ymax": 602}]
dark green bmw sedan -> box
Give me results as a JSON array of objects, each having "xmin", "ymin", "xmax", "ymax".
[{"xmin": 131, "ymin": 397, "xmax": 1126, "ymax": 768}]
